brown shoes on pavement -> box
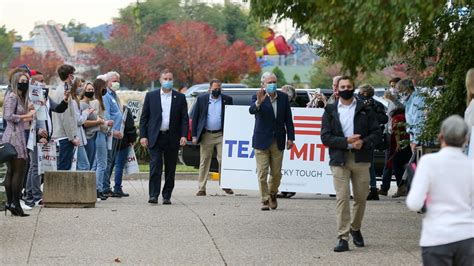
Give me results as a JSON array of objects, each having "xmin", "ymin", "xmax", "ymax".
[
  {"xmin": 261, "ymin": 200, "xmax": 270, "ymax": 211},
  {"xmin": 196, "ymin": 191, "xmax": 206, "ymax": 196},
  {"xmin": 222, "ymin": 188, "xmax": 234, "ymax": 195},
  {"xmin": 269, "ymin": 194, "xmax": 278, "ymax": 209}
]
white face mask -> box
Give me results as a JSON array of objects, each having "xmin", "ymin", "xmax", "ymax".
[{"xmin": 111, "ymin": 82, "xmax": 120, "ymax": 91}]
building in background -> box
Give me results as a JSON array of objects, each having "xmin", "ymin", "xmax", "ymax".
[{"xmin": 31, "ymin": 21, "xmax": 75, "ymax": 59}]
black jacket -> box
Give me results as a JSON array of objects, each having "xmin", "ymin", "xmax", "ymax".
[
  {"xmin": 139, "ymin": 89, "xmax": 188, "ymax": 149},
  {"xmin": 191, "ymin": 93, "xmax": 233, "ymax": 142},
  {"xmin": 119, "ymin": 109, "xmax": 138, "ymax": 150},
  {"xmin": 321, "ymin": 99, "xmax": 381, "ymax": 166}
]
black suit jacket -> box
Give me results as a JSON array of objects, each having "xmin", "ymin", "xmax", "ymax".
[
  {"xmin": 191, "ymin": 93, "xmax": 233, "ymax": 142},
  {"xmin": 248, "ymin": 91, "xmax": 295, "ymax": 151},
  {"xmin": 140, "ymin": 89, "xmax": 188, "ymax": 149}
]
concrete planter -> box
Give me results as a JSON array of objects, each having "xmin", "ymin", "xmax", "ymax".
[{"xmin": 43, "ymin": 170, "xmax": 96, "ymax": 208}]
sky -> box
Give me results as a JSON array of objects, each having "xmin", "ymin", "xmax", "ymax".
[{"xmin": 0, "ymin": 0, "xmax": 136, "ymax": 39}]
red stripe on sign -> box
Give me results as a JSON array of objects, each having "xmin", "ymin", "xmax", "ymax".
[
  {"xmin": 294, "ymin": 123, "xmax": 321, "ymax": 128},
  {"xmin": 295, "ymin": 130, "xmax": 321, "ymax": 136},
  {"xmin": 294, "ymin": 116, "xmax": 322, "ymax": 121}
]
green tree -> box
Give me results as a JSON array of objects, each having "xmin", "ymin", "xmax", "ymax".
[
  {"xmin": 0, "ymin": 25, "xmax": 15, "ymax": 82},
  {"xmin": 62, "ymin": 20, "xmax": 104, "ymax": 43},
  {"xmin": 272, "ymin": 66, "xmax": 287, "ymax": 87},
  {"xmin": 292, "ymin": 74, "xmax": 301, "ymax": 85}
]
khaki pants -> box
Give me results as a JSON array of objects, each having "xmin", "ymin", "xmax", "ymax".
[
  {"xmin": 331, "ymin": 151, "xmax": 370, "ymax": 240},
  {"xmin": 255, "ymin": 140, "xmax": 284, "ymax": 202},
  {"xmin": 197, "ymin": 132, "xmax": 223, "ymax": 191}
]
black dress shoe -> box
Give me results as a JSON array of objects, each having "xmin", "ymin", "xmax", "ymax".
[
  {"xmin": 333, "ymin": 239, "xmax": 349, "ymax": 252},
  {"xmin": 350, "ymin": 229, "xmax": 365, "ymax": 247},
  {"xmin": 162, "ymin": 199, "xmax": 171, "ymax": 205},
  {"xmin": 148, "ymin": 197, "xmax": 158, "ymax": 204},
  {"xmin": 113, "ymin": 189, "xmax": 129, "ymax": 197}
]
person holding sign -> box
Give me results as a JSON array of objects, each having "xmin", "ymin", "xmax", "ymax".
[
  {"xmin": 140, "ymin": 69, "xmax": 188, "ymax": 205},
  {"xmin": 249, "ymin": 72, "xmax": 295, "ymax": 211},
  {"xmin": 321, "ymin": 76, "xmax": 381, "ymax": 252},
  {"xmin": 192, "ymin": 79, "xmax": 234, "ymax": 196}
]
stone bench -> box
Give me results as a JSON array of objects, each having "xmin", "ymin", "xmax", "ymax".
[{"xmin": 43, "ymin": 171, "xmax": 96, "ymax": 208}]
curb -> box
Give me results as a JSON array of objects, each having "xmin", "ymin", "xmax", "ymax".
[{"xmin": 123, "ymin": 172, "xmax": 198, "ymax": 181}]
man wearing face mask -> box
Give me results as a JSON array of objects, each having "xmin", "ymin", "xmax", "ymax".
[
  {"xmin": 249, "ymin": 72, "xmax": 295, "ymax": 211},
  {"xmin": 321, "ymin": 76, "xmax": 381, "ymax": 252},
  {"xmin": 388, "ymin": 77, "xmax": 401, "ymax": 98},
  {"xmin": 102, "ymin": 71, "xmax": 123, "ymax": 196},
  {"xmin": 140, "ymin": 69, "xmax": 188, "ymax": 205},
  {"xmin": 191, "ymin": 79, "xmax": 234, "ymax": 196},
  {"xmin": 52, "ymin": 64, "xmax": 78, "ymax": 171},
  {"xmin": 25, "ymin": 71, "xmax": 69, "ymax": 207}
]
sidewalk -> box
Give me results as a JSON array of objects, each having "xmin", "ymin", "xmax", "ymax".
[{"xmin": 1, "ymin": 180, "xmax": 422, "ymax": 265}]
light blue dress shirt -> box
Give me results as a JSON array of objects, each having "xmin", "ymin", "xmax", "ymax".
[
  {"xmin": 205, "ymin": 95, "xmax": 222, "ymax": 131},
  {"xmin": 103, "ymin": 89, "xmax": 122, "ymax": 132},
  {"xmin": 404, "ymin": 90, "xmax": 425, "ymax": 144}
]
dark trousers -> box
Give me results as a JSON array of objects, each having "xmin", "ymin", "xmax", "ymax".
[
  {"xmin": 103, "ymin": 138, "xmax": 118, "ymax": 192},
  {"xmin": 57, "ymin": 139, "xmax": 75, "ymax": 170},
  {"xmin": 148, "ymin": 134, "xmax": 179, "ymax": 200},
  {"xmin": 422, "ymin": 238, "xmax": 473, "ymax": 266},
  {"xmin": 392, "ymin": 146, "xmax": 412, "ymax": 187}
]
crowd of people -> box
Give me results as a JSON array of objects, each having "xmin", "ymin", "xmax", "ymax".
[
  {"xmin": 2, "ymin": 64, "xmax": 136, "ymax": 217},
  {"xmin": 1, "ymin": 63, "xmax": 472, "ymax": 263}
]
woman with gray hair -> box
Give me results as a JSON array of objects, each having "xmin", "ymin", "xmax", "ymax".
[
  {"xmin": 406, "ymin": 115, "xmax": 473, "ymax": 265},
  {"xmin": 281, "ymin": 85, "xmax": 299, "ymax": 107},
  {"xmin": 2, "ymin": 72, "xmax": 36, "ymax": 216}
]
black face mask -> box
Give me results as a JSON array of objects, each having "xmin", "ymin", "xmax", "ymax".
[
  {"xmin": 211, "ymin": 89, "xmax": 221, "ymax": 98},
  {"xmin": 18, "ymin": 82, "xmax": 29, "ymax": 92},
  {"xmin": 339, "ymin": 89, "xmax": 354, "ymax": 100},
  {"xmin": 102, "ymin": 89, "xmax": 107, "ymax": 96},
  {"xmin": 42, "ymin": 88, "xmax": 49, "ymax": 99},
  {"xmin": 84, "ymin": 91, "xmax": 95, "ymax": 99}
]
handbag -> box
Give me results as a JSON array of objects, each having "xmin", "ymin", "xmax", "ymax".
[{"xmin": 0, "ymin": 143, "xmax": 18, "ymax": 164}]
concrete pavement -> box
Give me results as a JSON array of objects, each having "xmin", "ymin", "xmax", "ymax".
[{"xmin": 1, "ymin": 179, "xmax": 422, "ymax": 265}]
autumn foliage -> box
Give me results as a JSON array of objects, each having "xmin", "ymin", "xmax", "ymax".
[
  {"xmin": 93, "ymin": 21, "xmax": 260, "ymax": 89},
  {"xmin": 10, "ymin": 48, "xmax": 64, "ymax": 84}
]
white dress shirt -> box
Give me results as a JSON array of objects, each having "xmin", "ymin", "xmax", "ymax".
[
  {"xmin": 337, "ymin": 98, "xmax": 357, "ymax": 148},
  {"xmin": 406, "ymin": 147, "xmax": 474, "ymax": 247},
  {"xmin": 160, "ymin": 89, "xmax": 172, "ymax": 131}
]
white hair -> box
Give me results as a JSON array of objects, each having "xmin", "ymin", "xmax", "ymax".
[
  {"xmin": 440, "ymin": 115, "xmax": 468, "ymax": 147},
  {"xmin": 332, "ymin": 75, "xmax": 342, "ymax": 84},
  {"xmin": 261, "ymin": 72, "xmax": 277, "ymax": 84},
  {"xmin": 105, "ymin": 71, "xmax": 120, "ymax": 81},
  {"xmin": 96, "ymin": 74, "xmax": 106, "ymax": 81}
]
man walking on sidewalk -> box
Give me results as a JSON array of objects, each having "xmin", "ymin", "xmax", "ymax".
[
  {"xmin": 321, "ymin": 76, "xmax": 381, "ymax": 252},
  {"xmin": 192, "ymin": 79, "xmax": 234, "ymax": 196},
  {"xmin": 249, "ymin": 72, "xmax": 295, "ymax": 211}
]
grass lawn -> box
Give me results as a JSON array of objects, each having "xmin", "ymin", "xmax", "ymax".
[{"xmin": 139, "ymin": 164, "xmax": 198, "ymax": 173}]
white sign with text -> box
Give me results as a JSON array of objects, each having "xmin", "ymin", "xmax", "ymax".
[{"xmin": 220, "ymin": 106, "xmax": 334, "ymax": 194}]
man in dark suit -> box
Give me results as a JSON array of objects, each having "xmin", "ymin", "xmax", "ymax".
[
  {"xmin": 192, "ymin": 79, "xmax": 234, "ymax": 196},
  {"xmin": 249, "ymin": 72, "xmax": 295, "ymax": 211},
  {"xmin": 140, "ymin": 69, "xmax": 188, "ymax": 205}
]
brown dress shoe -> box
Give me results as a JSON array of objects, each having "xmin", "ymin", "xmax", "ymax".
[
  {"xmin": 261, "ymin": 201, "xmax": 270, "ymax": 211},
  {"xmin": 196, "ymin": 191, "xmax": 206, "ymax": 196},
  {"xmin": 269, "ymin": 194, "xmax": 278, "ymax": 209},
  {"xmin": 222, "ymin": 188, "xmax": 234, "ymax": 195}
]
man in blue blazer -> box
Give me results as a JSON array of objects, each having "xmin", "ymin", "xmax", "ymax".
[
  {"xmin": 249, "ymin": 72, "xmax": 295, "ymax": 211},
  {"xmin": 192, "ymin": 79, "xmax": 234, "ymax": 196},
  {"xmin": 140, "ymin": 69, "xmax": 188, "ymax": 205}
]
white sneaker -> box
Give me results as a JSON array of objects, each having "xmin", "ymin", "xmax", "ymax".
[{"xmin": 20, "ymin": 201, "xmax": 32, "ymax": 211}]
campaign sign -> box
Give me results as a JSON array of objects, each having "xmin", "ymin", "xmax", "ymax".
[
  {"xmin": 127, "ymin": 100, "xmax": 142, "ymax": 125},
  {"xmin": 220, "ymin": 106, "xmax": 334, "ymax": 194}
]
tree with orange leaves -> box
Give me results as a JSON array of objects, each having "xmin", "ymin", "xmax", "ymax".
[{"xmin": 10, "ymin": 48, "xmax": 64, "ymax": 84}]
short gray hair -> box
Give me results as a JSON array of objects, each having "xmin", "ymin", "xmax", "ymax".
[
  {"xmin": 261, "ymin": 72, "xmax": 277, "ymax": 84},
  {"xmin": 281, "ymin": 85, "xmax": 296, "ymax": 101},
  {"xmin": 358, "ymin": 84, "xmax": 374, "ymax": 97},
  {"xmin": 332, "ymin": 75, "xmax": 342, "ymax": 85},
  {"xmin": 105, "ymin": 71, "xmax": 120, "ymax": 81},
  {"xmin": 440, "ymin": 115, "xmax": 468, "ymax": 147},
  {"xmin": 398, "ymin": 79, "xmax": 415, "ymax": 92}
]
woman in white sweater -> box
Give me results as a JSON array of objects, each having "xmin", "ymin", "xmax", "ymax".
[{"xmin": 406, "ymin": 115, "xmax": 473, "ymax": 265}]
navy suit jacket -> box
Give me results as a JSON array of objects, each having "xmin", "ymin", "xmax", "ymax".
[
  {"xmin": 249, "ymin": 91, "xmax": 295, "ymax": 151},
  {"xmin": 139, "ymin": 89, "xmax": 189, "ymax": 149},
  {"xmin": 191, "ymin": 93, "xmax": 233, "ymax": 142}
]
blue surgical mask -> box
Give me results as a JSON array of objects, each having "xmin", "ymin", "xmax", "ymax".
[
  {"xmin": 162, "ymin": 80, "xmax": 173, "ymax": 90},
  {"xmin": 266, "ymin": 83, "xmax": 277, "ymax": 94}
]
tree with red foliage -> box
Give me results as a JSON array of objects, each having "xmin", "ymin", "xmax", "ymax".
[
  {"xmin": 9, "ymin": 48, "xmax": 64, "ymax": 84},
  {"xmin": 145, "ymin": 21, "xmax": 260, "ymax": 86},
  {"xmin": 93, "ymin": 24, "xmax": 158, "ymax": 90}
]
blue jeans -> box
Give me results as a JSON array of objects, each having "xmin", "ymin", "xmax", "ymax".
[
  {"xmin": 58, "ymin": 139, "xmax": 74, "ymax": 170},
  {"xmin": 103, "ymin": 138, "xmax": 118, "ymax": 193},
  {"xmin": 77, "ymin": 146, "xmax": 90, "ymax": 171},
  {"xmin": 25, "ymin": 146, "xmax": 41, "ymax": 202},
  {"xmin": 84, "ymin": 133, "xmax": 96, "ymax": 169},
  {"xmin": 93, "ymin": 132, "xmax": 108, "ymax": 192},
  {"xmin": 114, "ymin": 147, "xmax": 129, "ymax": 190}
]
